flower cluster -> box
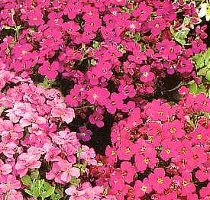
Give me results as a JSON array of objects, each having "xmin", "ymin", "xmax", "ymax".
[
  {"xmin": 91, "ymin": 87, "xmax": 210, "ymax": 199},
  {"xmin": 0, "ymin": 0, "xmax": 210, "ymax": 199},
  {"xmin": 0, "ymin": 0, "xmax": 207, "ymax": 130},
  {"xmin": 0, "ymin": 68, "xmax": 114, "ymax": 199}
]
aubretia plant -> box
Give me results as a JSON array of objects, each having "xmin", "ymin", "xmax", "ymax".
[
  {"xmin": 0, "ymin": 69, "xmax": 114, "ymax": 199},
  {"xmin": 0, "ymin": 0, "xmax": 207, "ymax": 130},
  {"xmin": 91, "ymin": 88, "xmax": 210, "ymax": 199},
  {"xmin": 0, "ymin": 0, "xmax": 210, "ymax": 199}
]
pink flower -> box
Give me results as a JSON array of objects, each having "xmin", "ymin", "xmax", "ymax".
[
  {"xmin": 44, "ymin": 147, "xmax": 61, "ymax": 162},
  {"xmin": 0, "ymin": 175, "xmax": 21, "ymax": 193},
  {"xmin": 15, "ymin": 152, "xmax": 41, "ymax": 177},
  {"xmin": 0, "ymin": 142, "xmax": 17, "ymax": 158},
  {"xmin": 148, "ymin": 168, "xmax": 171, "ymax": 194},
  {"xmin": 132, "ymin": 2, "xmax": 153, "ymax": 22},
  {"xmin": 134, "ymin": 178, "xmax": 152, "ymax": 198},
  {"xmin": 135, "ymin": 150, "xmax": 158, "ymax": 172},
  {"xmin": 105, "ymin": 93, "xmax": 124, "ymax": 114},
  {"xmin": 38, "ymin": 61, "xmax": 60, "ymax": 80},
  {"xmin": 148, "ymin": 18, "xmax": 166, "ymax": 36},
  {"xmin": 0, "ymin": 163, "xmax": 12, "ymax": 180},
  {"xmin": 140, "ymin": 65, "xmax": 154, "ymax": 83},
  {"xmin": 120, "ymin": 161, "xmax": 135, "ymax": 184},
  {"xmin": 51, "ymin": 103, "xmax": 75, "ymax": 124}
]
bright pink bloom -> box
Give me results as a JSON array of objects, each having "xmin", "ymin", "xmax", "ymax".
[
  {"xmin": 120, "ymin": 161, "xmax": 135, "ymax": 184},
  {"xmin": 134, "ymin": 178, "xmax": 152, "ymax": 198},
  {"xmin": 38, "ymin": 61, "xmax": 60, "ymax": 80},
  {"xmin": 148, "ymin": 168, "xmax": 171, "ymax": 194}
]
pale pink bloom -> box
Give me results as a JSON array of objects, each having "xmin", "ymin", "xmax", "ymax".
[
  {"xmin": 51, "ymin": 103, "xmax": 75, "ymax": 124},
  {"xmin": 15, "ymin": 153, "xmax": 41, "ymax": 177},
  {"xmin": 0, "ymin": 175, "xmax": 21, "ymax": 193},
  {"xmin": 0, "ymin": 142, "xmax": 17, "ymax": 158}
]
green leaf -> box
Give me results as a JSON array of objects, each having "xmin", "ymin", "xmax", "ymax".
[
  {"xmin": 193, "ymin": 54, "xmax": 204, "ymax": 69},
  {"xmin": 173, "ymin": 28, "xmax": 190, "ymax": 45},
  {"xmin": 30, "ymin": 169, "xmax": 40, "ymax": 180},
  {"xmin": 206, "ymin": 71, "xmax": 210, "ymax": 82},
  {"xmin": 2, "ymin": 25, "xmax": 13, "ymax": 30},
  {"xmin": 188, "ymin": 81, "xmax": 198, "ymax": 94},
  {"xmin": 25, "ymin": 189, "xmax": 35, "ymax": 197},
  {"xmin": 70, "ymin": 176, "xmax": 81, "ymax": 186},
  {"xmin": 92, "ymin": 41, "xmax": 100, "ymax": 49},
  {"xmin": 197, "ymin": 67, "xmax": 207, "ymax": 76},
  {"xmin": 41, "ymin": 183, "xmax": 55, "ymax": 198},
  {"xmin": 197, "ymin": 84, "xmax": 206, "ymax": 93},
  {"xmin": 204, "ymin": 48, "xmax": 210, "ymax": 64},
  {"xmin": 21, "ymin": 175, "xmax": 32, "ymax": 186},
  {"xmin": 39, "ymin": 77, "xmax": 55, "ymax": 88}
]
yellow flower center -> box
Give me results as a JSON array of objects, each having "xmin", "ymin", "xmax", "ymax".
[
  {"xmin": 165, "ymin": 149, "xmax": 171, "ymax": 154},
  {"xmin": 196, "ymin": 134, "xmax": 202, "ymax": 140},
  {"xmin": 157, "ymin": 177, "xmax": 164, "ymax": 184},
  {"xmin": 144, "ymin": 158, "xmax": 150, "ymax": 164},
  {"xmin": 169, "ymin": 127, "xmax": 176, "ymax": 134},
  {"xmin": 141, "ymin": 185, "xmax": 147, "ymax": 192}
]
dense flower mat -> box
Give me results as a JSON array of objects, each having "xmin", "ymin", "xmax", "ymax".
[{"xmin": 1, "ymin": 0, "xmax": 210, "ymax": 199}]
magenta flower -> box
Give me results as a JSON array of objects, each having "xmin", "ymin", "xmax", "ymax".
[
  {"xmin": 77, "ymin": 126, "xmax": 92, "ymax": 142},
  {"xmin": 162, "ymin": 120, "xmax": 185, "ymax": 139},
  {"xmin": 140, "ymin": 65, "xmax": 154, "ymax": 83},
  {"xmin": 106, "ymin": 93, "xmax": 124, "ymax": 114},
  {"xmin": 196, "ymin": 166, "xmax": 210, "ymax": 182},
  {"xmin": 160, "ymin": 140, "xmax": 177, "ymax": 161},
  {"xmin": 133, "ymin": 2, "xmax": 153, "ymax": 22},
  {"xmin": 105, "ymin": 145, "xmax": 118, "ymax": 165},
  {"xmin": 134, "ymin": 178, "xmax": 152, "ymax": 198},
  {"xmin": 135, "ymin": 150, "xmax": 158, "ymax": 172},
  {"xmin": 27, "ymin": 7, "xmax": 44, "ymax": 26},
  {"xmin": 89, "ymin": 109, "xmax": 104, "ymax": 128},
  {"xmin": 117, "ymin": 140, "xmax": 137, "ymax": 160},
  {"xmin": 38, "ymin": 61, "xmax": 60, "ymax": 80},
  {"xmin": 87, "ymin": 87, "xmax": 110, "ymax": 105},
  {"xmin": 128, "ymin": 50, "xmax": 146, "ymax": 64},
  {"xmin": 120, "ymin": 161, "xmax": 135, "ymax": 184},
  {"xmin": 148, "ymin": 168, "xmax": 171, "ymax": 194},
  {"xmin": 148, "ymin": 18, "xmax": 166, "ymax": 36}
]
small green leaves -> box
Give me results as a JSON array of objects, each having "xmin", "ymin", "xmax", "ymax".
[
  {"xmin": 70, "ymin": 176, "xmax": 81, "ymax": 187},
  {"xmin": 92, "ymin": 40, "xmax": 100, "ymax": 49},
  {"xmin": 41, "ymin": 181, "xmax": 55, "ymax": 198},
  {"xmin": 21, "ymin": 175, "xmax": 32, "ymax": 186},
  {"xmin": 39, "ymin": 77, "xmax": 55, "ymax": 88},
  {"xmin": 173, "ymin": 28, "xmax": 190, "ymax": 46},
  {"xmin": 21, "ymin": 175, "xmax": 55, "ymax": 200},
  {"xmin": 188, "ymin": 80, "xmax": 206, "ymax": 95},
  {"xmin": 206, "ymin": 71, "xmax": 210, "ymax": 82},
  {"xmin": 193, "ymin": 48, "xmax": 210, "ymax": 84}
]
